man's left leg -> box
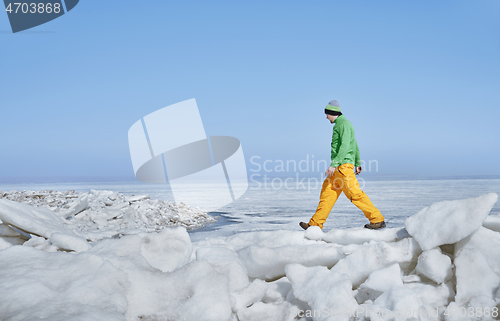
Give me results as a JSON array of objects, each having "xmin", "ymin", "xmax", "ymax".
[
  {"xmin": 307, "ymin": 175, "xmax": 343, "ymax": 229},
  {"xmin": 338, "ymin": 164, "xmax": 385, "ymax": 224}
]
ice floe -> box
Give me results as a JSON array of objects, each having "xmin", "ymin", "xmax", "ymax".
[
  {"xmin": 0, "ymin": 199, "xmax": 74, "ymax": 238},
  {"xmin": 0, "ymin": 189, "xmax": 216, "ymax": 241},
  {"xmin": 450, "ymin": 248, "xmax": 500, "ymax": 319},
  {"xmin": 415, "ymin": 248, "xmax": 453, "ymax": 285},
  {"xmin": 404, "ymin": 193, "xmax": 498, "ymax": 251},
  {"xmin": 0, "ymin": 192, "xmax": 499, "ymax": 320}
]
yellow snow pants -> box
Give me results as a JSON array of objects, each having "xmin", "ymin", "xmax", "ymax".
[{"xmin": 309, "ymin": 163, "xmax": 384, "ymax": 229}]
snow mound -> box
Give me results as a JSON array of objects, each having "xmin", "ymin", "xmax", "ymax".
[
  {"xmin": 196, "ymin": 246, "xmax": 250, "ymax": 292},
  {"xmin": 139, "ymin": 226, "xmax": 192, "ymax": 272},
  {"xmin": 404, "ymin": 193, "xmax": 498, "ymax": 251},
  {"xmin": 415, "ymin": 248, "xmax": 453, "ymax": 284},
  {"xmin": 0, "ymin": 192, "xmax": 499, "ymax": 320},
  {"xmin": 455, "ymin": 226, "xmax": 500, "ymax": 276},
  {"xmin": 0, "ymin": 189, "xmax": 217, "ymax": 241},
  {"xmin": 49, "ymin": 232, "xmax": 91, "ymax": 253},
  {"xmin": 0, "ymin": 199, "xmax": 75, "ymax": 238},
  {"xmin": 286, "ymin": 263, "xmax": 358, "ymax": 321},
  {"xmin": 317, "ymin": 227, "xmax": 410, "ymax": 245},
  {"xmin": 453, "ymin": 248, "xmax": 500, "ymax": 314},
  {"xmin": 238, "ymin": 243, "xmax": 344, "ymax": 280},
  {"xmin": 329, "ymin": 237, "xmax": 421, "ymax": 287},
  {"xmin": 0, "ymin": 246, "xmax": 129, "ymax": 321},
  {"xmin": 356, "ymin": 263, "xmax": 403, "ymax": 303}
]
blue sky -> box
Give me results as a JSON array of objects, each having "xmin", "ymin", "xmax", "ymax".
[{"xmin": 1, "ymin": 0, "xmax": 499, "ymax": 181}]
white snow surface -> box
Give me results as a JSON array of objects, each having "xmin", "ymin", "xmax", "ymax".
[
  {"xmin": 286, "ymin": 263, "xmax": 358, "ymax": 321},
  {"xmin": 415, "ymin": 248, "xmax": 453, "ymax": 284},
  {"xmin": 0, "ymin": 192, "xmax": 499, "ymax": 320},
  {"xmin": 0, "ymin": 198, "xmax": 74, "ymax": 238},
  {"xmin": 356, "ymin": 263, "xmax": 404, "ymax": 303},
  {"xmin": 455, "ymin": 226, "xmax": 500, "ymax": 276},
  {"xmin": 404, "ymin": 193, "xmax": 498, "ymax": 251},
  {"xmin": 451, "ymin": 248, "xmax": 500, "ymax": 317}
]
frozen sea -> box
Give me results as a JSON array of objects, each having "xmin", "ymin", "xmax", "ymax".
[
  {"xmin": 1, "ymin": 176, "xmax": 500, "ymax": 320},
  {"xmin": 1, "ymin": 176, "xmax": 499, "ymax": 242}
]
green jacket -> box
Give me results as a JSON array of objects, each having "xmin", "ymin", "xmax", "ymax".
[{"xmin": 330, "ymin": 115, "xmax": 361, "ymax": 168}]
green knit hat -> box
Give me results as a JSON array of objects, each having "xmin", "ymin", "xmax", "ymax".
[{"xmin": 325, "ymin": 100, "xmax": 341, "ymax": 115}]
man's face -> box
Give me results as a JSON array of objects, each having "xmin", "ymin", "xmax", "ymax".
[{"xmin": 326, "ymin": 114, "xmax": 337, "ymax": 124}]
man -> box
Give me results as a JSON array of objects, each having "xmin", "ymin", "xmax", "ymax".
[{"xmin": 300, "ymin": 100, "xmax": 386, "ymax": 230}]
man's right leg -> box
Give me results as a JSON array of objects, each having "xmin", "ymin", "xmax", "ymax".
[
  {"xmin": 338, "ymin": 164, "xmax": 384, "ymax": 225},
  {"xmin": 308, "ymin": 175, "xmax": 342, "ymax": 229}
]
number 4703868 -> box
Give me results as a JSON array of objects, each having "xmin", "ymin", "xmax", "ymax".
[{"xmin": 5, "ymin": 2, "xmax": 61, "ymax": 14}]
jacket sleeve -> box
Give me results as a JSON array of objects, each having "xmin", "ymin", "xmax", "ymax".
[
  {"xmin": 354, "ymin": 141, "xmax": 361, "ymax": 167},
  {"xmin": 330, "ymin": 130, "xmax": 339, "ymax": 165},
  {"xmin": 330, "ymin": 124, "xmax": 351, "ymax": 167}
]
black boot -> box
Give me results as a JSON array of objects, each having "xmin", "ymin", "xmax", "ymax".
[
  {"xmin": 364, "ymin": 221, "xmax": 386, "ymax": 230},
  {"xmin": 299, "ymin": 222, "xmax": 310, "ymax": 230}
]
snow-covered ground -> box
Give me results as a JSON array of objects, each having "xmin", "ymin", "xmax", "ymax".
[
  {"xmin": 0, "ymin": 189, "xmax": 216, "ymax": 241},
  {"xmin": 1, "ymin": 180, "xmax": 500, "ymax": 320}
]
